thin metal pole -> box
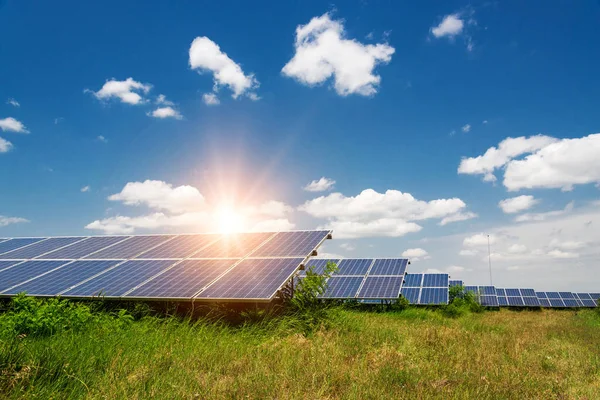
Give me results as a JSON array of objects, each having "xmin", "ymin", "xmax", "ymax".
[{"xmin": 487, "ymin": 234, "xmax": 493, "ymax": 286}]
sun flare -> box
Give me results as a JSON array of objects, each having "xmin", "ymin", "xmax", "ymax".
[{"xmin": 215, "ymin": 206, "xmax": 246, "ymax": 234}]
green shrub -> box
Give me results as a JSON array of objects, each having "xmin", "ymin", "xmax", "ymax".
[
  {"xmin": 290, "ymin": 261, "xmax": 337, "ymax": 312},
  {"xmin": 442, "ymin": 286, "xmax": 483, "ymax": 318}
]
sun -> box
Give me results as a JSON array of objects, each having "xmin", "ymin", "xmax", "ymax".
[{"xmin": 215, "ymin": 206, "xmax": 246, "ymax": 234}]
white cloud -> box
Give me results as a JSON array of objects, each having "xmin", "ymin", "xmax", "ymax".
[
  {"xmin": 189, "ymin": 36, "xmax": 259, "ymax": 100},
  {"xmin": 108, "ymin": 180, "xmax": 205, "ymax": 214},
  {"xmin": 300, "ymin": 188, "xmax": 471, "ymax": 238},
  {"xmin": 482, "ymin": 120, "xmax": 488, "ymax": 124},
  {"xmin": 458, "ymin": 135, "xmax": 557, "ymax": 182},
  {"xmin": 96, "ymin": 135, "xmax": 108, "ymax": 143},
  {"xmin": 549, "ymin": 239, "xmax": 586, "ymax": 250},
  {"xmin": 0, "ymin": 215, "xmax": 29, "ymax": 227},
  {"xmin": 251, "ymin": 218, "xmax": 295, "ymax": 232},
  {"xmin": 156, "ymin": 94, "xmax": 174, "ymax": 106},
  {"xmin": 507, "ymin": 244, "xmax": 527, "ymax": 254},
  {"xmin": 459, "ymin": 249, "xmax": 478, "ymax": 257},
  {"xmin": 439, "ymin": 211, "xmax": 477, "ymax": 226},
  {"xmin": 0, "ymin": 137, "xmax": 13, "ymax": 153},
  {"xmin": 401, "ymin": 248, "xmax": 430, "ymax": 261},
  {"xmin": 147, "ymin": 106, "xmax": 183, "ymax": 120},
  {"xmin": 282, "ymin": 12, "xmax": 395, "ymax": 96},
  {"xmin": 340, "ymin": 243, "xmax": 355, "ymax": 251},
  {"xmin": 6, "ymin": 99, "xmax": 20, "ymax": 107},
  {"xmin": 202, "ymin": 93, "xmax": 220, "ymax": 106},
  {"xmin": 462, "ymin": 124, "xmax": 471, "ymax": 133},
  {"xmin": 515, "ymin": 201, "xmax": 573, "ymax": 222},
  {"xmin": 547, "ymin": 249, "xmax": 579, "ymax": 259},
  {"xmin": 86, "ymin": 77, "xmax": 152, "ymax": 105},
  {"xmin": 430, "ymin": 14, "xmax": 464, "ymax": 38},
  {"xmin": 85, "ymin": 212, "xmax": 210, "ymax": 235},
  {"xmin": 503, "ymin": 133, "xmax": 600, "ymax": 191},
  {"xmin": 303, "ymin": 177, "xmax": 336, "ymax": 192},
  {"xmin": 446, "ymin": 265, "xmax": 465, "ymax": 273},
  {"xmin": 498, "ymin": 195, "xmax": 539, "ymax": 214},
  {"xmin": 80, "ymin": 186, "xmax": 91, "ymax": 193},
  {"xmin": 0, "ymin": 117, "xmax": 29, "ymax": 133},
  {"xmin": 463, "ymin": 233, "xmax": 496, "ymax": 247}
]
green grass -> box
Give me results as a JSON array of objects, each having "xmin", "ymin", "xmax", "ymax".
[{"xmin": 1, "ymin": 301, "xmax": 600, "ymax": 399}]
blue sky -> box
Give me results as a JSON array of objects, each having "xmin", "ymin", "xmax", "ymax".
[{"xmin": 1, "ymin": 0, "xmax": 600, "ymax": 290}]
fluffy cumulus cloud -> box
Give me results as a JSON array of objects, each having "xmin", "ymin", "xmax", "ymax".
[
  {"xmin": 0, "ymin": 215, "xmax": 29, "ymax": 227},
  {"xmin": 0, "ymin": 137, "xmax": 13, "ymax": 153},
  {"xmin": 303, "ymin": 177, "xmax": 336, "ymax": 192},
  {"xmin": 401, "ymin": 248, "xmax": 430, "ymax": 261},
  {"xmin": 189, "ymin": 36, "xmax": 259, "ymax": 103},
  {"xmin": 147, "ymin": 106, "xmax": 183, "ymax": 120},
  {"xmin": 86, "ymin": 77, "xmax": 152, "ymax": 105},
  {"xmin": 86, "ymin": 180, "xmax": 294, "ymax": 234},
  {"xmin": 463, "ymin": 233, "xmax": 496, "ymax": 247},
  {"xmin": 202, "ymin": 93, "xmax": 220, "ymax": 106},
  {"xmin": 498, "ymin": 195, "xmax": 539, "ymax": 214},
  {"xmin": 0, "ymin": 117, "xmax": 29, "ymax": 133},
  {"xmin": 299, "ymin": 188, "xmax": 473, "ymax": 238},
  {"xmin": 458, "ymin": 135, "xmax": 557, "ymax": 183},
  {"xmin": 430, "ymin": 14, "xmax": 464, "ymax": 38},
  {"xmin": 282, "ymin": 13, "xmax": 395, "ymax": 96}
]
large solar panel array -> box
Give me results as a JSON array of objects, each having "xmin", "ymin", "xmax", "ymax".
[
  {"xmin": 0, "ymin": 231, "xmax": 331, "ymax": 302},
  {"xmin": 400, "ymin": 273, "xmax": 449, "ymax": 305},
  {"xmin": 300, "ymin": 258, "xmax": 408, "ymax": 300}
]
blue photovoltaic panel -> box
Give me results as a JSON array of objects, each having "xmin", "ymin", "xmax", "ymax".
[
  {"xmin": 479, "ymin": 286, "xmax": 496, "ymax": 295},
  {"xmin": 300, "ymin": 259, "xmax": 340, "ymax": 275},
  {"xmin": 420, "ymin": 288, "xmax": 448, "ymax": 305},
  {"xmin": 422, "ymin": 274, "xmax": 449, "ymax": 287},
  {"xmin": 0, "ymin": 260, "xmax": 71, "ymax": 292},
  {"xmin": 538, "ymin": 298, "xmax": 551, "ymax": 307},
  {"xmin": 85, "ymin": 235, "xmax": 175, "ymax": 259},
  {"xmin": 496, "ymin": 288, "xmax": 506, "ymax": 296},
  {"xmin": 2, "ymin": 260, "xmax": 122, "ymax": 296},
  {"xmin": 136, "ymin": 234, "xmax": 221, "ymax": 259},
  {"xmin": 507, "ymin": 296, "xmax": 524, "ymax": 306},
  {"xmin": 0, "ymin": 238, "xmax": 46, "ymax": 255},
  {"xmin": 590, "ymin": 293, "xmax": 600, "ymax": 301},
  {"xmin": 357, "ymin": 276, "xmax": 402, "ymax": 299},
  {"xmin": 520, "ymin": 288, "xmax": 536, "ymax": 297},
  {"xmin": 546, "ymin": 292, "xmax": 561, "ymax": 299},
  {"xmin": 41, "ymin": 236, "xmax": 130, "ymax": 259},
  {"xmin": 480, "ymin": 295, "xmax": 499, "ymax": 307},
  {"xmin": 577, "ymin": 293, "xmax": 592, "ymax": 300},
  {"xmin": 368, "ymin": 259, "xmax": 408, "ymax": 276},
  {"xmin": 549, "ymin": 298, "xmax": 564, "ymax": 307},
  {"xmin": 320, "ymin": 276, "xmax": 364, "ymax": 299},
  {"xmin": 403, "ymin": 273, "xmax": 423, "ymax": 288},
  {"xmin": 522, "ymin": 297, "xmax": 540, "ymax": 306},
  {"xmin": 401, "ymin": 287, "xmax": 420, "ymax": 304},
  {"xmin": 465, "ymin": 286, "xmax": 479, "ymax": 294},
  {"xmin": 251, "ymin": 231, "xmax": 330, "ymax": 258},
  {"xmin": 562, "ymin": 299, "xmax": 580, "ymax": 307},
  {"xmin": 127, "ymin": 259, "xmax": 236, "ymax": 298},
  {"xmin": 580, "ymin": 299, "xmax": 597, "ymax": 307},
  {"xmin": 0, "ymin": 260, "xmax": 25, "ymax": 272},
  {"xmin": 193, "ymin": 232, "xmax": 274, "ymax": 258},
  {"xmin": 497, "ymin": 296, "xmax": 508, "ymax": 306},
  {"xmin": 0, "ymin": 237, "xmax": 85, "ymax": 259},
  {"xmin": 536, "ymin": 292, "xmax": 547, "ymax": 299},
  {"xmin": 559, "ymin": 292, "xmax": 575, "ymax": 299},
  {"xmin": 335, "ymin": 259, "xmax": 373, "ymax": 276},
  {"xmin": 505, "ymin": 289, "xmax": 521, "ymax": 297},
  {"xmin": 449, "ymin": 280, "xmax": 463, "ymax": 287},
  {"xmin": 198, "ymin": 258, "xmax": 303, "ymax": 299},
  {"xmin": 63, "ymin": 259, "xmax": 175, "ymax": 297}
]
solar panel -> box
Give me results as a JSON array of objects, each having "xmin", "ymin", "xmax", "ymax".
[
  {"xmin": 576, "ymin": 293, "xmax": 592, "ymax": 300},
  {"xmin": 497, "ymin": 296, "xmax": 508, "ymax": 306},
  {"xmin": 401, "ymin": 287, "xmax": 420, "ymax": 304},
  {"xmin": 0, "ymin": 238, "xmax": 46, "ymax": 255},
  {"xmin": 536, "ymin": 291, "xmax": 547, "ymax": 299},
  {"xmin": 579, "ymin": 298, "xmax": 598, "ymax": 307},
  {"xmin": 126, "ymin": 259, "xmax": 236, "ymax": 298},
  {"xmin": 250, "ymin": 231, "xmax": 330, "ymax": 257},
  {"xmin": 480, "ymin": 295, "xmax": 499, "ymax": 307},
  {"xmin": 562, "ymin": 299, "xmax": 580, "ymax": 307},
  {"xmin": 507, "ymin": 296, "xmax": 524, "ymax": 306},
  {"xmin": 496, "ymin": 288, "xmax": 506, "ymax": 296},
  {"xmin": 85, "ymin": 235, "xmax": 175, "ymax": 259},
  {"xmin": 549, "ymin": 298, "xmax": 565, "ymax": 307},
  {"xmin": 368, "ymin": 259, "xmax": 407, "ymax": 276},
  {"xmin": 357, "ymin": 276, "xmax": 402, "ymax": 299},
  {"xmin": 299, "ymin": 258, "xmax": 340, "ymax": 275},
  {"xmin": 136, "ymin": 234, "xmax": 221, "ymax": 259},
  {"xmin": 464, "ymin": 286, "xmax": 479, "ymax": 294},
  {"xmin": 0, "ymin": 237, "xmax": 86, "ymax": 259},
  {"xmin": 320, "ymin": 276, "xmax": 364, "ymax": 299},
  {"xmin": 479, "ymin": 286, "xmax": 496, "ymax": 295},
  {"xmin": 422, "ymin": 273, "xmax": 449, "ymax": 287},
  {"xmin": 522, "ymin": 296, "xmax": 540, "ymax": 306},
  {"xmin": 546, "ymin": 292, "xmax": 561, "ymax": 299},
  {"xmin": 193, "ymin": 232, "xmax": 275, "ymax": 258},
  {"xmin": 505, "ymin": 288, "xmax": 521, "ymax": 297},
  {"xmin": 403, "ymin": 273, "xmax": 423, "ymax": 287},
  {"xmin": 520, "ymin": 288, "xmax": 536, "ymax": 297},
  {"xmin": 40, "ymin": 236, "xmax": 130, "ymax": 259},
  {"xmin": 62, "ymin": 259, "xmax": 176, "ymax": 297},
  {"xmin": 2, "ymin": 260, "xmax": 123, "ymax": 296},
  {"xmin": 197, "ymin": 258, "xmax": 304, "ymax": 300},
  {"xmin": 538, "ymin": 298, "xmax": 551, "ymax": 307},
  {"xmin": 420, "ymin": 288, "xmax": 448, "ymax": 305},
  {"xmin": 590, "ymin": 293, "xmax": 600, "ymax": 301},
  {"xmin": 559, "ymin": 292, "xmax": 575, "ymax": 299},
  {"xmin": 0, "ymin": 260, "xmax": 25, "ymax": 272},
  {"xmin": 449, "ymin": 280, "xmax": 463, "ymax": 287},
  {"xmin": 334, "ymin": 259, "xmax": 373, "ymax": 276},
  {"xmin": 0, "ymin": 260, "xmax": 72, "ymax": 292}
]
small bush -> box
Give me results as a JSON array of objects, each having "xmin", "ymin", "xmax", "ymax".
[
  {"xmin": 442, "ymin": 286, "xmax": 483, "ymax": 318},
  {"xmin": 390, "ymin": 296, "xmax": 410, "ymax": 311}
]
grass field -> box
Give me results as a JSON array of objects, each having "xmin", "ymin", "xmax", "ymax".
[{"xmin": 1, "ymin": 299, "xmax": 599, "ymax": 399}]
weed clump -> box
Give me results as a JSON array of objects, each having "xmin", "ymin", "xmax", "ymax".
[{"xmin": 442, "ymin": 285, "xmax": 483, "ymax": 318}]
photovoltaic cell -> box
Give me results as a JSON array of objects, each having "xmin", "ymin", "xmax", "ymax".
[
  {"xmin": 251, "ymin": 231, "xmax": 330, "ymax": 257},
  {"xmin": 546, "ymin": 292, "xmax": 561, "ymax": 299},
  {"xmin": 549, "ymin": 298, "xmax": 564, "ymax": 307},
  {"xmin": 577, "ymin": 293, "xmax": 592, "ymax": 300},
  {"xmin": 0, "ymin": 260, "xmax": 71, "ymax": 292},
  {"xmin": 63, "ymin": 259, "xmax": 176, "ymax": 297},
  {"xmin": 522, "ymin": 296, "xmax": 540, "ymax": 306},
  {"xmin": 507, "ymin": 296, "xmax": 524, "ymax": 306},
  {"xmin": 41, "ymin": 236, "xmax": 130, "ymax": 259},
  {"xmin": 422, "ymin": 274, "xmax": 449, "ymax": 287},
  {"xmin": 85, "ymin": 235, "xmax": 175, "ymax": 259},
  {"xmin": 136, "ymin": 234, "xmax": 221, "ymax": 259},
  {"xmin": 320, "ymin": 276, "xmax": 364, "ymax": 299},
  {"xmin": 538, "ymin": 298, "xmax": 551, "ymax": 307},
  {"xmin": 420, "ymin": 288, "xmax": 448, "ymax": 305},
  {"xmin": 0, "ymin": 260, "xmax": 25, "ymax": 272},
  {"xmin": 401, "ymin": 287, "xmax": 420, "ymax": 304},
  {"xmin": 479, "ymin": 286, "xmax": 496, "ymax": 295},
  {"xmin": 559, "ymin": 292, "xmax": 575, "ymax": 299},
  {"xmin": 579, "ymin": 299, "xmax": 597, "ymax": 307},
  {"xmin": 0, "ymin": 238, "xmax": 45, "ymax": 255},
  {"xmin": 590, "ymin": 293, "xmax": 600, "ymax": 301},
  {"xmin": 496, "ymin": 288, "xmax": 506, "ymax": 296},
  {"xmin": 0, "ymin": 237, "xmax": 85, "ymax": 259},
  {"xmin": 449, "ymin": 280, "xmax": 463, "ymax": 287},
  {"xmin": 197, "ymin": 258, "xmax": 304, "ymax": 299},
  {"xmin": 403, "ymin": 273, "xmax": 423, "ymax": 288},
  {"xmin": 505, "ymin": 289, "xmax": 521, "ymax": 297},
  {"xmin": 480, "ymin": 295, "xmax": 499, "ymax": 307},
  {"xmin": 562, "ymin": 299, "xmax": 580, "ymax": 307},
  {"xmin": 334, "ymin": 259, "xmax": 373, "ymax": 276},
  {"xmin": 520, "ymin": 288, "xmax": 536, "ymax": 297},
  {"xmin": 300, "ymin": 259, "xmax": 340, "ymax": 275},
  {"xmin": 464, "ymin": 286, "xmax": 479, "ymax": 294},
  {"xmin": 357, "ymin": 276, "xmax": 402, "ymax": 299},
  {"xmin": 3, "ymin": 260, "xmax": 122, "ymax": 295},
  {"xmin": 497, "ymin": 296, "xmax": 508, "ymax": 306},
  {"xmin": 536, "ymin": 292, "xmax": 547, "ymax": 299},
  {"xmin": 368, "ymin": 259, "xmax": 408, "ymax": 276},
  {"xmin": 193, "ymin": 232, "xmax": 274, "ymax": 258},
  {"xmin": 126, "ymin": 259, "xmax": 236, "ymax": 298}
]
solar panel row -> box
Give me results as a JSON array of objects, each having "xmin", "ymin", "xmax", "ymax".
[{"xmin": 399, "ymin": 273, "xmax": 449, "ymax": 305}]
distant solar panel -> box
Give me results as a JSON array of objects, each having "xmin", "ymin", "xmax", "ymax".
[
  {"xmin": 538, "ymin": 298, "xmax": 550, "ymax": 307},
  {"xmin": 590, "ymin": 293, "xmax": 600, "ymax": 301},
  {"xmin": 423, "ymin": 273, "xmax": 449, "ymax": 287},
  {"xmin": 299, "ymin": 258, "xmax": 340, "ymax": 276},
  {"xmin": 522, "ymin": 296, "xmax": 540, "ymax": 306},
  {"xmin": 251, "ymin": 231, "xmax": 330, "ymax": 258},
  {"xmin": 449, "ymin": 280, "xmax": 463, "ymax": 287},
  {"xmin": 334, "ymin": 259, "xmax": 373, "ymax": 276},
  {"xmin": 357, "ymin": 276, "xmax": 402, "ymax": 299},
  {"xmin": 0, "ymin": 237, "xmax": 85, "ymax": 259},
  {"xmin": 420, "ymin": 288, "xmax": 448, "ymax": 305},
  {"xmin": 401, "ymin": 273, "xmax": 448, "ymax": 305},
  {"xmin": 536, "ymin": 291, "xmax": 547, "ymax": 299},
  {"xmin": 41, "ymin": 236, "xmax": 130, "ymax": 259},
  {"xmin": 549, "ymin": 298, "xmax": 565, "ymax": 307},
  {"xmin": 320, "ymin": 276, "xmax": 364, "ymax": 299},
  {"xmin": 507, "ymin": 296, "xmax": 524, "ymax": 306},
  {"xmin": 403, "ymin": 273, "xmax": 423, "ymax": 287},
  {"xmin": 559, "ymin": 292, "xmax": 575, "ymax": 299},
  {"xmin": 401, "ymin": 288, "xmax": 420, "ymax": 304},
  {"xmin": 505, "ymin": 289, "xmax": 521, "ymax": 297},
  {"xmin": 480, "ymin": 295, "xmax": 499, "ymax": 307},
  {"xmin": 496, "ymin": 288, "xmax": 506, "ymax": 296},
  {"xmin": 368, "ymin": 259, "xmax": 408, "ymax": 276},
  {"xmin": 0, "ymin": 238, "xmax": 46, "ymax": 256},
  {"xmin": 546, "ymin": 292, "xmax": 561, "ymax": 299},
  {"xmin": 497, "ymin": 296, "xmax": 508, "ymax": 306},
  {"xmin": 520, "ymin": 288, "xmax": 536, "ymax": 297},
  {"xmin": 464, "ymin": 286, "xmax": 479, "ymax": 294},
  {"xmin": 562, "ymin": 299, "xmax": 580, "ymax": 307}
]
